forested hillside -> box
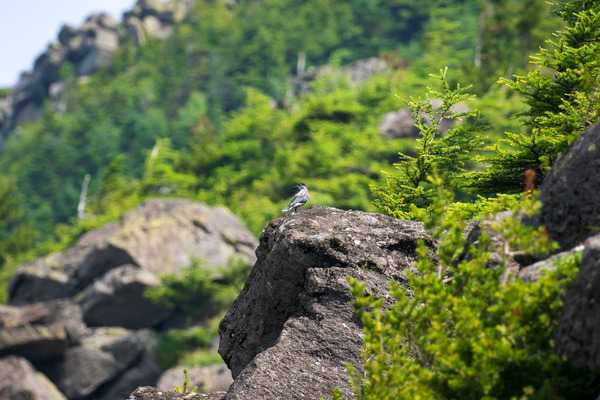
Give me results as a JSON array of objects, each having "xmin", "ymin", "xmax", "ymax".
[{"xmin": 0, "ymin": 0, "xmax": 565, "ymax": 293}]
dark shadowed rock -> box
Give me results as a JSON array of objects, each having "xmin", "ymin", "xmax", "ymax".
[
  {"xmin": 79, "ymin": 264, "xmax": 172, "ymax": 328},
  {"xmin": 9, "ymin": 199, "xmax": 257, "ymax": 307},
  {"xmin": 218, "ymin": 206, "xmax": 435, "ymax": 399},
  {"xmin": 537, "ymin": 121, "xmax": 600, "ymax": 250},
  {"xmin": 157, "ymin": 364, "xmax": 233, "ymax": 393},
  {"xmin": 554, "ymin": 234, "xmax": 600, "ymax": 369},
  {"xmin": 50, "ymin": 327, "xmax": 160, "ymax": 400},
  {"xmin": 0, "ymin": 356, "xmax": 67, "ymax": 400},
  {"xmin": 93, "ymin": 342, "xmax": 162, "ymax": 400},
  {"xmin": 128, "ymin": 386, "xmax": 226, "ymax": 400},
  {"xmin": 0, "ymin": 299, "xmax": 86, "ymax": 361}
]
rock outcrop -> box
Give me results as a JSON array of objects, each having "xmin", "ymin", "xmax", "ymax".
[
  {"xmin": 49, "ymin": 328, "xmax": 161, "ymax": 400},
  {"xmin": 0, "ymin": 299, "xmax": 86, "ymax": 360},
  {"xmin": 537, "ymin": 120, "xmax": 600, "ymax": 250},
  {"xmin": 9, "ymin": 198, "xmax": 257, "ymax": 314},
  {"xmin": 0, "ymin": 0, "xmax": 193, "ymax": 147},
  {"xmin": 218, "ymin": 206, "xmax": 436, "ymax": 399},
  {"xmin": 128, "ymin": 386, "xmax": 226, "ymax": 400},
  {"xmin": 0, "ymin": 356, "xmax": 67, "ymax": 400},
  {"xmin": 554, "ymin": 234, "xmax": 600, "ymax": 370},
  {"xmin": 1, "ymin": 198, "xmax": 256, "ymax": 400}
]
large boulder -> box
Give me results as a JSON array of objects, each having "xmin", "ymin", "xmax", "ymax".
[
  {"xmin": 109, "ymin": 198, "xmax": 257, "ymax": 277},
  {"xmin": 49, "ymin": 327, "xmax": 160, "ymax": 400},
  {"xmin": 9, "ymin": 198, "xmax": 258, "ymax": 309},
  {"xmin": 128, "ymin": 386, "xmax": 225, "ymax": 400},
  {"xmin": 0, "ymin": 356, "xmax": 67, "ymax": 400},
  {"xmin": 123, "ymin": 0, "xmax": 192, "ymax": 45},
  {"xmin": 218, "ymin": 206, "xmax": 436, "ymax": 399},
  {"xmin": 79, "ymin": 264, "xmax": 172, "ymax": 328},
  {"xmin": 554, "ymin": 234, "xmax": 600, "ymax": 369},
  {"xmin": 537, "ymin": 120, "xmax": 600, "ymax": 250},
  {"xmin": 8, "ymin": 223, "xmax": 132, "ymax": 305},
  {"xmin": 0, "ymin": 299, "xmax": 86, "ymax": 361}
]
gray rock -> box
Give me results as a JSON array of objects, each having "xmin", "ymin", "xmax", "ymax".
[
  {"xmin": 537, "ymin": 120, "xmax": 600, "ymax": 250},
  {"xmin": 111, "ymin": 198, "xmax": 257, "ymax": 276},
  {"xmin": 157, "ymin": 364, "xmax": 233, "ymax": 393},
  {"xmin": 378, "ymin": 107, "xmax": 420, "ymax": 138},
  {"xmin": 93, "ymin": 331, "xmax": 162, "ymax": 400},
  {"xmin": 9, "ymin": 223, "xmax": 133, "ymax": 305},
  {"xmin": 219, "ymin": 206, "xmax": 435, "ymax": 399},
  {"xmin": 517, "ymin": 245, "xmax": 583, "ymax": 282},
  {"xmin": 128, "ymin": 386, "xmax": 226, "ymax": 400},
  {"xmin": 9, "ymin": 199, "xmax": 257, "ymax": 306},
  {"xmin": 52, "ymin": 327, "xmax": 160, "ymax": 400},
  {"xmin": 0, "ymin": 356, "xmax": 67, "ymax": 400},
  {"xmin": 555, "ymin": 234, "xmax": 600, "ymax": 369},
  {"xmin": 0, "ymin": 299, "xmax": 86, "ymax": 361},
  {"xmin": 79, "ymin": 264, "xmax": 172, "ymax": 329}
]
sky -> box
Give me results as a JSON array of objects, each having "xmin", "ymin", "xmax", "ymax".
[{"xmin": 0, "ymin": 0, "xmax": 136, "ymax": 88}]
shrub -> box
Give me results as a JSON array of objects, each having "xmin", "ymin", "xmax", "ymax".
[
  {"xmin": 344, "ymin": 180, "xmax": 598, "ymax": 399},
  {"xmin": 371, "ymin": 68, "xmax": 485, "ymax": 219}
]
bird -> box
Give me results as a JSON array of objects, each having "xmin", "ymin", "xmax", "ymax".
[{"xmin": 282, "ymin": 183, "xmax": 310, "ymax": 213}]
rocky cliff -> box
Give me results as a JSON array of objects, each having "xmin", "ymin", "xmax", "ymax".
[{"xmin": 0, "ymin": 0, "xmax": 193, "ymax": 149}]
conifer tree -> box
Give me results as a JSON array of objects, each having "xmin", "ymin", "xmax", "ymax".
[
  {"xmin": 371, "ymin": 68, "xmax": 484, "ymax": 219},
  {"xmin": 462, "ymin": 0, "xmax": 600, "ymax": 194}
]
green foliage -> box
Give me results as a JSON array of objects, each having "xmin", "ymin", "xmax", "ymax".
[
  {"xmin": 344, "ymin": 180, "xmax": 598, "ymax": 399},
  {"xmin": 157, "ymin": 326, "xmax": 217, "ymax": 369},
  {"xmin": 0, "ymin": 0, "xmax": 562, "ymax": 244},
  {"xmin": 149, "ymin": 257, "xmax": 249, "ymax": 368},
  {"xmin": 145, "ymin": 257, "xmax": 250, "ymax": 319},
  {"xmin": 173, "ymin": 368, "xmax": 198, "ymax": 394},
  {"xmin": 371, "ymin": 69, "xmax": 485, "ymax": 219},
  {"xmin": 468, "ymin": 0, "xmax": 559, "ymax": 92},
  {"xmin": 464, "ymin": 2, "xmax": 600, "ymax": 193},
  {"xmin": 0, "ymin": 0, "xmax": 571, "ymax": 303},
  {"xmin": 189, "ymin": 77, "xmax": 403, "ymax": 235},
  {"xmin": 0, "ymin": 177, "xmax": 34, "ymax": 302},
  {"xmin": 179, "ymin": 349, "xmax": 224, "ymax": 367}
]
